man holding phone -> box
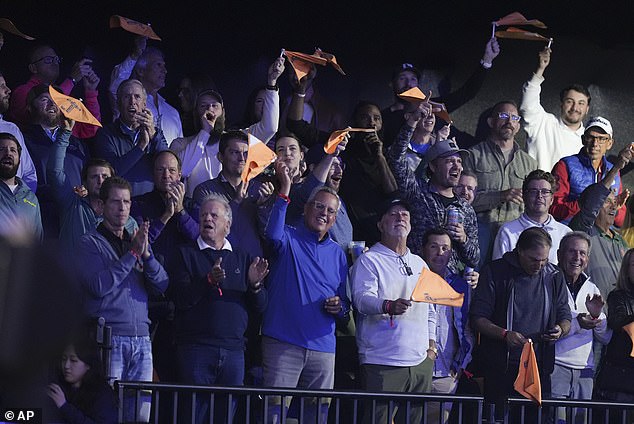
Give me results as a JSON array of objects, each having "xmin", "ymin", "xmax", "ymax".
[
  {"xmin": 94, "ymin": 78, "xmax": 168, "ymax": 196},
  {"xmin": 470, "ymin": 227, "xmax": 572, "ymax": 421}
]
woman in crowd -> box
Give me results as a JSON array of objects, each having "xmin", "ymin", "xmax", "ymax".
[{"xmin": 47, "ymin": 340, "xmax": 117, "ymax": 424}]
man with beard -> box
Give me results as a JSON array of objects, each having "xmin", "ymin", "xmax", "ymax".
[
  {"xmin": 493, "ymin": 169, "xmax": 571, "ymax": 263},
  {"xmin": 93, "ymin": 79, "xmax": 168, "ymax": 197},
  {"xmin": 381, "ymin": 37, "xmax": 500, "ymax": 148},
  {"xmin": 0, "ymin": 133, "xmax": 42, "ymax": 241},
  {"xmin": 0, "ymin": 72, "xmax": 37, "ymax": 192},
  {"xmin": 463, "ymin": 101, "xmax": 538, "ymax": 267},
  {"xmin": 23, "ymin": 85, "xmax": 90, "ymax": 238},
  {"xmin": 387, "ymin": 102, "xmax": 479, "ymax": 273},
  {"xmin": 551, "ymin": 116, "xmax": 628, "ymax": 227},
  {"xmin": 521, "ymin": 47, "xmax": 591, "ymax": 171},
  {"xmin": 9, "ymin": 44, "xmax": 101, "ymax": 139}
]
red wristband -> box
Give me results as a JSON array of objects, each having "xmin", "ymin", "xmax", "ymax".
[
  {"xmin": 502, "ymin": 329, "xmax": 508, "ymax": 339},
  {"xmin": 129, "ymin": 249, "xmax": 141, "ymax": 259},
  {"xmin": 278, "ymin": 193, "xmax": 290, "ymax": 204}
]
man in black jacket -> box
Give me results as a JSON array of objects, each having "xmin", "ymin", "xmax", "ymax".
[{"xmin": 470, "ymin": 227, "xmax": 572, "ymax": 421}]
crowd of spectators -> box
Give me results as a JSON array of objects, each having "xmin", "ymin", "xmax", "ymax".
[{"xmin": 2, "ymin": 22, "xmax": 634, "ymax": 424}]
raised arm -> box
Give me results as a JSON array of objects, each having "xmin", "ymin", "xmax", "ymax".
[
  {"xmin": 386, "ymin": 106, "xmax": 426, "ymax": 200},
  {"xmin": 520, "ymin": 47, "xmax": 551, "ymax": 124},
  {"xmin": 248, "ymin": 57, "xmax": 284, "ymax": 143}
]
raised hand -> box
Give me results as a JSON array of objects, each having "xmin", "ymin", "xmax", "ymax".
[
  {"xmin": 62, "ymin": 117, "xmax": 76, "ymax": 132},
  {"xmin": 257, "ymin": 181, "xmax": 275, "ymax": 205},
  {"xmin": 47, "ymin": 383, "xmax": 67, "ymax": 408},
  {"xmin": 131, "ymin": 221, "xmax": 150, "ymax": 259},
  {"xmin": 536, "ymin": 47, "xmax": 551, "ymax": 76},
  {"xmin": 502, "ymin": 188, "xmax": 524, "ymax": 205},
  {"xmin": 482, "ymin": 37, "xmax": 500, "ymax": 65},
  {"xmin": 586, "ymin": 293, "xmax": 605, "ymax": 318},
  {"xmin": 248, "ymin": 257, "xmax": 269, "ymax": 292},
  {"xmin": 131, "ymin": 35, "xmax": 147, "ymax": 59},
  {"xmin": 268, "ymin": 56, "xmax": 285, "ymax": 86},
  {"xmin": 83, "ymin": 69, "xmax": 101, "ymax": 91},
  {"xmin": 275, "ymin": 160, "xmax": 292, "ymax": 195},
  {"xmin": 208, "ymin": 257, "xmax": 225, "ymax": 285}
]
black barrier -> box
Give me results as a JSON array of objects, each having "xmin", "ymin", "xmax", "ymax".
[{"xmin": 115, "ymin": 381, "xmax": 634, "ymax": 424}]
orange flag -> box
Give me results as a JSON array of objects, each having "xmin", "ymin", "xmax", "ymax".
[
  {"xmin": 324, "ymin": 127, "xmax": 375, "ymax": 154},
  {"xmin": 495, "ymin": 12, "xmax": 547, "ymax": 29},
  {"xmin": 410, "ymin": 268, "xmax": 464, "ymax": 307},
  {"xmin": 398, "ymin": 87, "xmax": 427, "ymax": 103},
  {"xmin": 514, "ymin": 340, "xmax": 542, "ymax": 405},
  {"xmin": 495, "ymin": 27, "xmax": 549, "ymax": 42},
  {"xmin": 429, "ymin": 101, "xmax": 453, "ymax": 124},
  {"xmin": 241, "ymin": 133, "xmax": 276, "ymax": 184},
  {"xmin": 283, "ymin": 49, "xmax": 328, "ymax": 81},
  {"xmin": 0, "ymin": 18, "xmax": 35, "ymax": 40},
  {"xmin": 48, "ymin": 86, "xmax": 102, "ymax": 127},
  {"xmin": 623, "ymin": 322, "xmax": 634, "ymax": 357},
  {"xmin": 314, "ymin": 48, "xmax": 346, "ymax": 75},
  {"xmin": 109, "ymin": 15, "xmax": 161, "ymax": 41}
]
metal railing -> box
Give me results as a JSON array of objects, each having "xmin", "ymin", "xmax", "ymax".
[{"xmin": 115, "ymin": 381, "xmax": 634, "ymax": 424}]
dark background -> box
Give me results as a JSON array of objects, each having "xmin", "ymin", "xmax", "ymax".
[{"xmin": 2, "ymin": 0, "xmax": 634, "ymax": 179}]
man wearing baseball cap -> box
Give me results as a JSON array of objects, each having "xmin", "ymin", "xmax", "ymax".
[
  {"xmin": 551, "ymin": 116, "xmax": 629, "ymax": 226},
  {"xmin": 381, "ymin": 37, "xmax": 501, "ymax": 147},
  {"xmin": 387, "ymin": 103, "xmax": 479, "ymax": 272},
  {"xmin": 351, "ymin": 196, "xmax": 437, "ymax": 424}
]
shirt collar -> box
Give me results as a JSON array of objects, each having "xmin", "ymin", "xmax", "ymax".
[
  {"xmin": 197, "ymin": 235, "xmax": 232, "ymax": 251},
  {"xmin": 520, "ymin": 213, "xmax": 555, "ymax": 228},
  {"xmin": 558, "ymin": 117, "xmax": 585, "ymax": 136}
]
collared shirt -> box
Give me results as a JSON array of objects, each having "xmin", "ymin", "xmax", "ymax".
[
  {"xmin": 43, "ymin": 126, "xmax": 60, "ymax": 142},
  {"xmin": 197, "ymin": 236, "xmax": 232, "ymax": 252},
  {"xmin": 493, "ymin": 213, "xmax": 572, "ymax": 263},
  {"xmin": 146, "ymin": 92, "xmax": 183, "ymax": 146},
  {"xmin": 97, "ymin": 222, "xmax": 132, "ymax": 258}
]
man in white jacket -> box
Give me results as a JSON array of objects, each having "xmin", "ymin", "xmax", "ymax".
[
  {"xmin": 553, "ymin": 231, "xmax": 611, "ymax": 423},
  {"xmin": 351, "ymin": 197, "xmax": 437, "ymax": 424},
  {"xmin": 520, "ymin": 47, "xmax": 591, "ymax": 172}
]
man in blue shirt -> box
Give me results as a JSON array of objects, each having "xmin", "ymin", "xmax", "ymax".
[{"xmin": 262, "ymin": 160, "xmax": 349, "ymax": 424}]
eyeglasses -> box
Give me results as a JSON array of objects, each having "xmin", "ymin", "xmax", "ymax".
[
  {"xmin": 30, "ymin": 55, "xmax": 61, "ymax": 65},
  {"xmin": 583, "ymin": 134, "xmax": 611, "ymax": 145},
  {"xmin": 311, "ymin": 200, "xmax": 338, "ymax": 216},
  {"xmin": 525, "ymin": 188, "xmax": 553, "ymax": 197},
  {"xmin": 496, "ymin": 112, "xmax": 521, "ymax": 122}
]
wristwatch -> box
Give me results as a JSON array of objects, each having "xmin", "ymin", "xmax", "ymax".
[{"xmin": 427, "ymin": 346, "xmax": 438, "ymax": 356}]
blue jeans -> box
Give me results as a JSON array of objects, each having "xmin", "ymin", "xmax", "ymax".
[
  {"xmin": 177, "ymin": 344, "xmax": 245, "ymax": 424},
  {"xmin": 109, "ymin": 335, "xmax": 153, "ymax": 423},
  {"xmin": 262, "ymin": 336, "xmax": 334, "ymax": 424}
]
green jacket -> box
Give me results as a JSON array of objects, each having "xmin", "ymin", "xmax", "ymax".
[{"xmin": 464, "ymin": 140, "xmax": 538, "ymax": 225}]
